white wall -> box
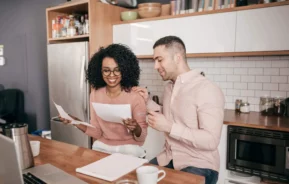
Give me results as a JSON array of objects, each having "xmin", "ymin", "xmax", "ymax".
[{"xmin": 139, "ymin": 56, "xmax": 289, "ymax": 112}]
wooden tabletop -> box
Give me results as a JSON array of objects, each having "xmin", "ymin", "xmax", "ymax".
[
  {"xmin": 224, "ymin": 110, "xmax": 289, "ymax": 132},
  {"xmin": 29, "ymin": 135, "xmax": 205, "ymax": 184}
]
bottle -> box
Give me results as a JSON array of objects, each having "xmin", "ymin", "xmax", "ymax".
[
  {"xmin": 60, "ymin": 17, "xmax": 67, "ymax": 37},
  {"xmin": 84, "ymin": 14, "xmax": 89, "ymax": 34},
  {"xmin": 52, "ymin": 19, "xmax": 56, "ymax": 38},
  {"xmin": 235, "ymin": 99, "xmax": 242, "ymax": 113},
  {"xmin": 55, "ymin": 17, "xmax": 62, "ymax": 38},
  {"xmin": 67, "ymin": 15, "xmax": 76, "ymax": 37},
  {"xmin": 78, "ymin": 15, "xmax": 84, "ymax": 35}
]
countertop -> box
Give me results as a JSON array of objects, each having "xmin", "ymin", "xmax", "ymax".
[{"xmin": 224, "ymin": 110, "xmax": 289, "ymax": 132}]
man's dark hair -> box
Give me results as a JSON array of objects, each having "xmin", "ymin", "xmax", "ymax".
[
  {"xmin": 86, "ymin": 44, "xmax": 140, "ymax": 91},
  {"xmin": 153, "ymin": 36, "xmax": 186, "ymax": 59}
]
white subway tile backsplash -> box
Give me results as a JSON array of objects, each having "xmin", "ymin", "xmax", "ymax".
[
  {"xmin": 249, "ymin": 56, "xmax": 263, "ymax": 61},
  {"xmin": 227, "ymin": 89, "xmax": 241, "ymax": 96},
  {"xmin": 227, "ymin": 75, "xmax": 240, "ymax": 82},
  {"xmin": 219, "ymin": 82, "xmax": 233, "ymax": 89},
  {"xmin": 271, "ymin": 76, "xmax": 287, "ymax": 83},
  {"xmin": 248, "ymin": 68, "xmax": 263, "ymax": 75},
  {"xmin": 280, "ymin": 68, "xmax": 289, "ymax": 75},
  {"xmin": 234, "ymin": 83, "xmax": 247, "ymax": 89},
  {"xmin": 264, "ymin": 68, "xmax": 279, "ymax": 76},
  {"xmin": 234, "ymin": 68, "xmax": 248, "ymax": 75},
  {"xmin": 248, "ymin": 83, "xmax": 262, "ymax": 90},
  {"xmin": 271, "ymin": 60, "xmax": 289, "ymax": 68},
  {"xmin": 241, "ymin": 90, "xmax": 255, "ymax": 97},
  {"xmin": 255, "ymin": 90, "xmax": 271, "ymax": 97},
  {"xmin": 139, "ymin": 55, "xmax": 289, "ymax": 112},
  {"xmin": 208, "ymin": 68, "xmax": 221, "ymax": 74},
  {"xmin": 241, "ymin": 76, "xmax": 255, "ymax": 83},
  {"xmin": 263, "ymin": 83, "xmax": 278, "ymax": 91},
  {"xmin": 220, "ymin": 68, "xmax": 234, "ymax": 74},
  {"xmin": 263, "ymin": 56, "xmax": 280, "ymax": 61},
  {"xmin": 248, "ymin": 97, "xmax": 260, "ymax": 105},
  {"xmin": 271, "ymin": 91, "xmax": 287, "ymax": 98},
  {"xmin": 214, "ymin": 75, "xmax": 227, "ymax": 82},
  {"xmin": 256, "ymin": 76, "xmax": 270, "ymax": 83},
  {"xmin": 241, "ymin": 61, "xmax": 255, "ymax": 68},
  {"xmin": 279, "ymin": 84, "xmax": 289, "ymax": 91},
  {"xmin": 255, "ymin": 61, "xmax": 271, "ymax": 68}
]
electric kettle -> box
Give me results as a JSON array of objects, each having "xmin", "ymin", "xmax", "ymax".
[{"xmin": 2, "ymin": 123, "xmax": 34, "ymax": 170}]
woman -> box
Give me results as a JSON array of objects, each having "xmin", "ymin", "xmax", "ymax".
[{"xmin": 60, "ymin": 44, "xmax": 147, "ymax": 157}]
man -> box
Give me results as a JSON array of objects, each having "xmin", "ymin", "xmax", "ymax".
[{"xmin": 133, "ymin": 36, "xmax": 225, "ymax": 184}]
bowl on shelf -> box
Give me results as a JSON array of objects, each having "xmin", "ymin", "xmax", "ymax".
[
  {"xmin": 121, "ymin": 11, "xmax": 138, "ymax": 21},
  {"xmin": 138, "ymin": 2, "xmax": 161, "ymax": 8},
  {"xmin": 138, "ymin": 6, "xmax": 161, "ymax": 18}
]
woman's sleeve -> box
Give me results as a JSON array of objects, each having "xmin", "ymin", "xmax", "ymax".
[{"xmin": 132, "ymin": 94, "xmax": 148, "ymax": 143}]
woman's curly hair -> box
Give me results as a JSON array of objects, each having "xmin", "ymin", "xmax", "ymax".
[{"xmin": 86, "ymin": 44, "xmax": 140, "ymax": 91}]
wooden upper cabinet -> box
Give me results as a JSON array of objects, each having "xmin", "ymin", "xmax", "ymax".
[
  {"xmin": 235, "ymin": 5, "xmax": 289, "ymax": 52},
  {"xmin": 46, "ymin": 0, "xmax": 126, "ymax": 57}
]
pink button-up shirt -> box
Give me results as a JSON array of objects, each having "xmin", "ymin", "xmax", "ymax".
[{"xmin": 148, "ymin": 69, "xmax": 225, "ymax": 172}]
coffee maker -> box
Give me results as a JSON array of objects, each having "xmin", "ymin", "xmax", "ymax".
[{"xmin": 1, "ymin": 123, "xmax": 34, "ymax": 170}]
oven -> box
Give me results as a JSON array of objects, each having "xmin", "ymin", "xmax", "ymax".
[{"xmin": 227, "ymin": 125, "xmax": 289, "ymax": 182}]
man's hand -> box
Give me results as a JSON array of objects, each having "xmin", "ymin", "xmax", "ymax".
[
  {"xmin": 147, "ymin": 110, "xmax": 172, "ymax": 133},
  {"xmin": 132, "ymin": 87, "xmax": 149, "ymax": 103}
]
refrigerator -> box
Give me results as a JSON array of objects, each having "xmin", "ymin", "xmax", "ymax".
[{"xmin": 47, "ymin": 42, "xmax": 91, "ymax": 148}]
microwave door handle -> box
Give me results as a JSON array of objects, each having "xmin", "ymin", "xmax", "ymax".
[{"xmin": 234, "ymin": 139, "xmax": 237, "ymax": 159}]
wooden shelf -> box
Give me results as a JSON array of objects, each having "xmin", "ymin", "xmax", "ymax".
[
  {"xmin": 113, "ymin": 1, "xmax": 289, "ymax": 25},
  {"xmin": 48, "ymin": 35, "xmax": 89, "ymax": 43},
  {"xmin": 137, "ymin": 51, "xmax": 289, "ymax": 59},
  {"xmin": 46, "ymin": 0, "xmax": 88, "ymax": 13}
]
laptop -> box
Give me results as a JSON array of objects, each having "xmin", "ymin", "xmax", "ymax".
[{"xmin": 0, "ymin": 134, "xmax": 87, "ymax": 184}]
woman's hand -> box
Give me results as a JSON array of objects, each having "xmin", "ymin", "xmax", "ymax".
[
  {"xmin": 58, "ymin": 114, "xmax": 87, "ymax": 132},
  {"xmin": 132, "ymin": 87, "xmax": 149, "ymax": 103},
  {"xmin": 123, "ymin": 118, "xmax": 142, "ymax": 137}
]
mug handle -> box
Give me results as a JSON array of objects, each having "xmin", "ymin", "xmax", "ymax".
[{"xmin": 157, "ymin": 170, "xmax": 166, "ymax": 182}]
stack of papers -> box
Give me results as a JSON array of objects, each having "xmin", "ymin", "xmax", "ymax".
[{"xmin": 76, "ymin": 153, "xmax": 148, "ymax": 181}]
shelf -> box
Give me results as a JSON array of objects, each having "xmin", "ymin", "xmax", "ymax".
[
  {"xmin": 48, "ymin": 35, "xmax": 89, "ymax": 43},
  {"xmin": 137, "ymin": 51, "xmax": 289, "ymax": 59},
  {"xmin": 46, "ymin": 0, "xmax": 89, "ymax": 13},
  {"xmin": 113, "ymin": 1, "xmax": 289, "ymax": 25}
]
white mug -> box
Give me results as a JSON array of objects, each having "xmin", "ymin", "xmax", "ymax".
[
  {"xmin": 30, "ymin": 141, "xmax": 40, "ymax": 157},
  {"xmin": 136, "ymin": 166, "xmax": 166, "ymax": 184}
]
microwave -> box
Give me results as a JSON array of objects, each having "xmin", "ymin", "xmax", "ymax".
[{"xmin": 227, "ymin": 125, "xmax": 289, "ymax": 183}]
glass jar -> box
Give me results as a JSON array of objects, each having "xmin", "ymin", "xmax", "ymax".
[
  {"xmin": 235, "ymin": 99, "xmax": 242, "ymax": 113},
  {"xmin": 273, "ymin": 97, "xmax": 285, "ymax": 116},
  {"xmin": 259, "ymin": 97, "xmax": 274, "ymax": 116},
  {"xmin": 240, "ymin": 102, "xmax": 250, "ymax": 113},
  {"xmin": 67, "ymin": 15, "xmax": 76, "ymax": 37}
]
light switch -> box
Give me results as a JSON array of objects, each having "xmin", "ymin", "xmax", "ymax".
[
  {"xmin": 0, "ymin": 57, "xmax": 5, "ymax": 66},
  {"xmin": 0, "ymin": 45, "xmax": 3, "ymax": 56}
]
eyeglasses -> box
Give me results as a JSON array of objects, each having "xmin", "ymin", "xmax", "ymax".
[{"xmin": 102, "ymin": 68, "xmax": 121, "ymax": 76}]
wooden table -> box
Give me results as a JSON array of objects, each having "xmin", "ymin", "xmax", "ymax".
[{"xmin": 29, "ymin": 135, "xmax": 205, "ymax": 184}]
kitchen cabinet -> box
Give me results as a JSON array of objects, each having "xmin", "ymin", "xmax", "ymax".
[
  {"xmin": 46, "ymin": 0, "xmax": 126, "ymax": 57},
  {"xmin": 235, "ymin": 5, "xmax": 289, "ymax": 52},
  {"xmin": 113, "ymin": 12, "xmax": 237, "ymax": 56},
  {"xmin": 218, "ymin": 124, "xmax": 228, "ymax": 184}
]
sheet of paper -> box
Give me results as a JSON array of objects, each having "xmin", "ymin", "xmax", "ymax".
[
  {"xmin": 53, "ymin": 102, "xmax": 95, "ymax": 128},
  {"xmin": 53, "ymin": 102, "xmax": 74, "ymax": 121},
  {"xmin": 71, "ymin": 120, "xmax": 95, "ymax": 128},
  {"xmin": 92, "ymin": 103, "xmax": 131, "ymax": 124}
]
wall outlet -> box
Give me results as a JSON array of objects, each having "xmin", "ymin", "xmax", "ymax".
[
  {"xmin": 0, "ymin": 45, "xmax": 3, "ymax": 56},
  {"xmin": 0, "ymin": 57, "xmax": 5, "ymax": 66}
]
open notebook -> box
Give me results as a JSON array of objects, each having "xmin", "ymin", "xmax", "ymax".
[{"xmin": 76, "ymin": 153, "xmax": 148, "ymax": 181}]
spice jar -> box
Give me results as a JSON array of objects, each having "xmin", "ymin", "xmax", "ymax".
[
  {"xmin": 273, "ymin": 97, "xmax": 285, "ymax": 116},
  {"xmin": 240, "ymin": 102, "xmax": 250, "ymax": 113},
  {"xmin": 259, "ymin": 97, "xmax": 274, "ymax": 116},
  {"xmin": 235, "ymin": 99, "xmax": 242, "ymax": 113}
]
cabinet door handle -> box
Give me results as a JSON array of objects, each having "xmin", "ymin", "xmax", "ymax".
[{"xmin": 227, "ymin": 180, "xmax": 242, "ymax": 184}]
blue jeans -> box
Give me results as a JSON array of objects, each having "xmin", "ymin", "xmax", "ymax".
[{"xmin": 149, "ymin": 158, "xmax": 218, "ymax": 184}]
